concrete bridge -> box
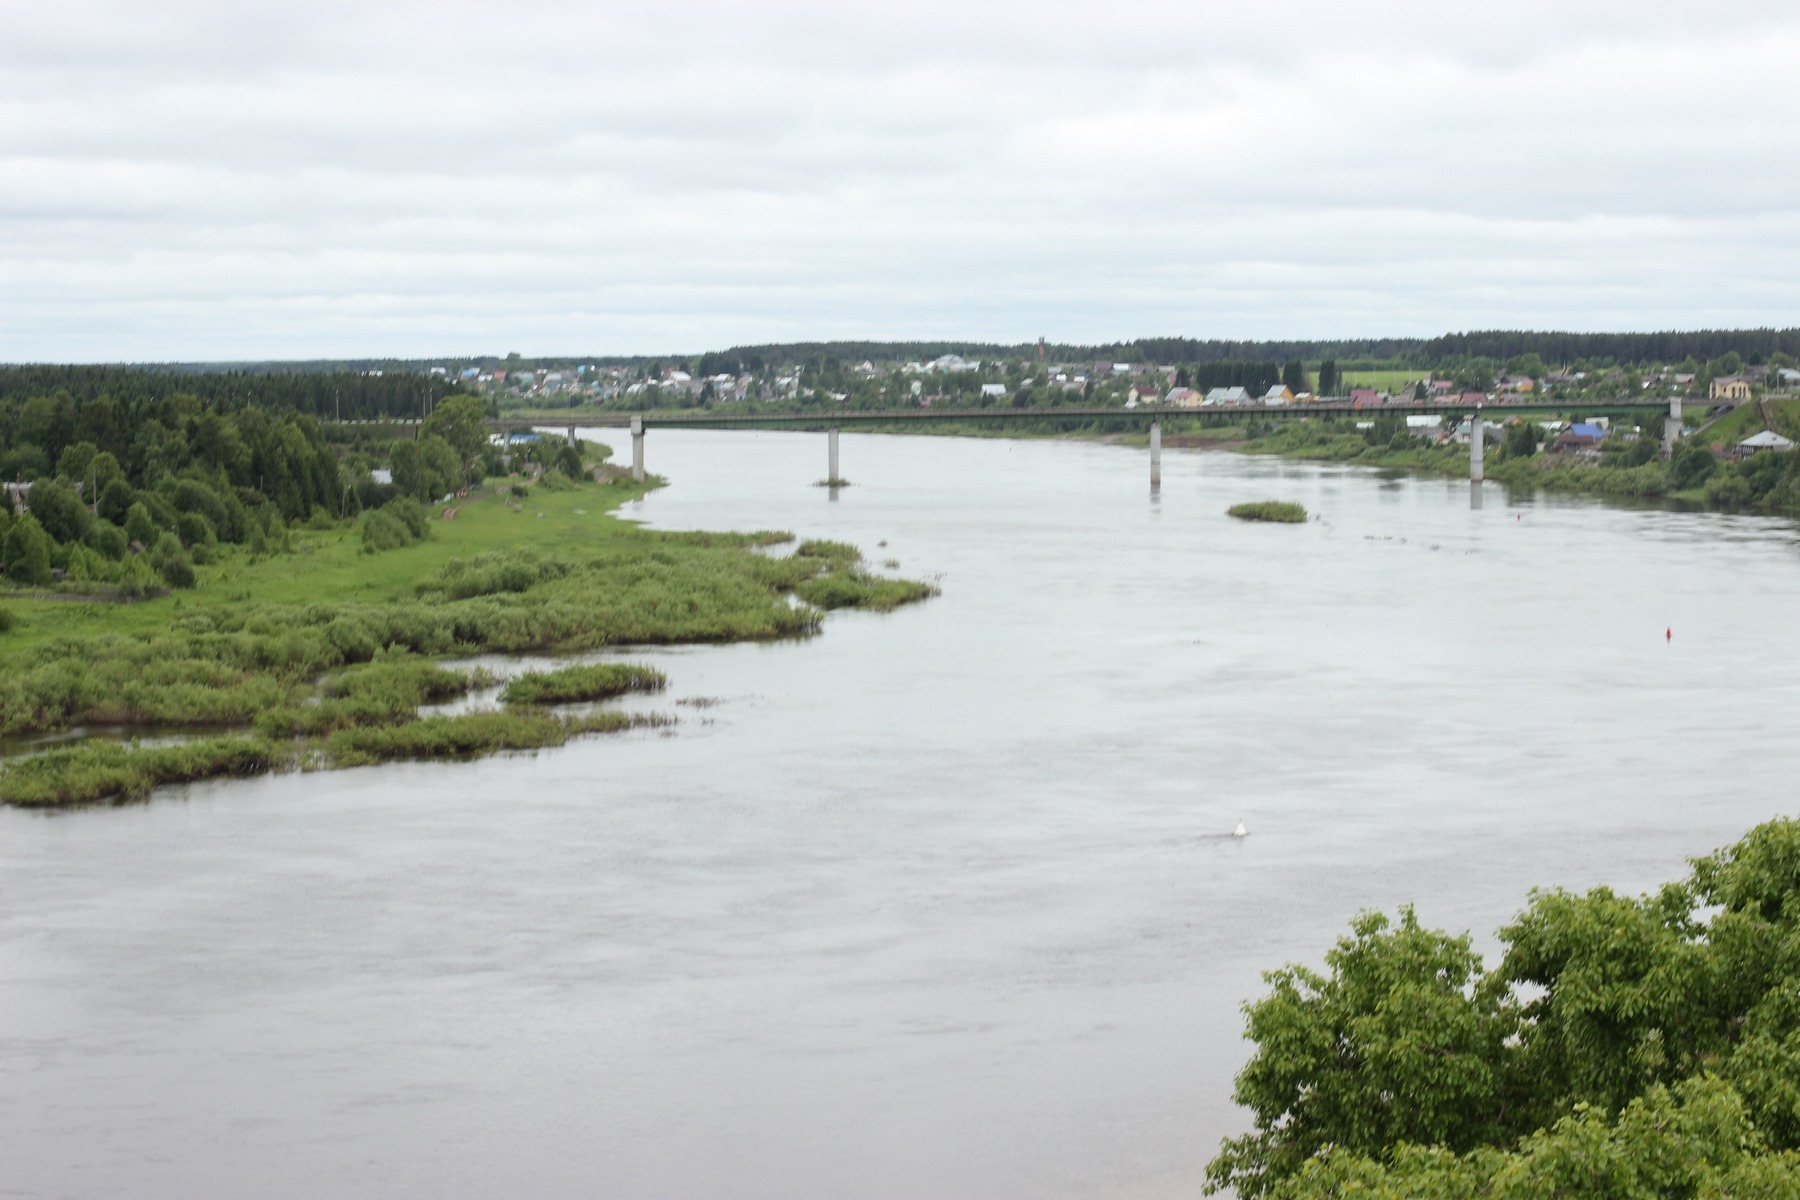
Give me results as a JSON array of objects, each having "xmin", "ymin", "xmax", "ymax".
[{"xmin": 495, "ymin": 397, "xmax": 1686, "ymax": 490}]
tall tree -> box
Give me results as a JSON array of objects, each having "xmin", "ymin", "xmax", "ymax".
[
  {"xmin": 1282, "ymin": 360, "xmax": 1309, "ymax": 394},
  {"xmin": 420, "ymin": 395, "xmax": 489, "ymax": 480}
]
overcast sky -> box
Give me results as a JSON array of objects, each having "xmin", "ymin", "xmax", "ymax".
[{"xmin": 3, "ymin": 0, "xmax": 1797, "ymax": 361}]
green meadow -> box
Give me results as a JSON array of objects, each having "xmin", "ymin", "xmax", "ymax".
[{"xmin": 0, "ymin": 471, "xmax": 935, "ymax": 807}]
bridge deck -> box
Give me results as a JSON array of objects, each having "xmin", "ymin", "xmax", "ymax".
[{"xmin": 450, "ymin": 398, "xmax": 1676, "ymax": 431}]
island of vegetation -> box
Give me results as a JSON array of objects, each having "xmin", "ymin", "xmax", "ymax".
[
  {"xmin": 1227, "ymin": 501, "xmax": 1307, "ymax": 523},
  {"xmin": 0, "ymin": 373, "xmax": 934, "ymax": 808},
  {"xmin": 1211, "ymin": 817, "xmax": 1800, "ymax": 1197}
]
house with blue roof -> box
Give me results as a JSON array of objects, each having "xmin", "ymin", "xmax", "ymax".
[{"xmin": 1550, "ymin": 422, "xmax": 1608, "ymax": 454}]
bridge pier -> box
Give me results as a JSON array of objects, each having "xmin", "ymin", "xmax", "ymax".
[
  {"xmin": 828, "ymin": 427, "xmax": 841, "ymax": 485},
  {"xmin": 630, "ymin": 415, "xmax": 645, "ymax": 482},
  {"xmin": 1149, "ymin": 419, "xmax": 1162, "ymax": 489},
  {"xmin": 1663, "ymin": 397, "xmax": 1682, "ymax": 457},
  {"xmin": 1469, "ymin": 414, "xmax": 1485, "ymax": 482}
]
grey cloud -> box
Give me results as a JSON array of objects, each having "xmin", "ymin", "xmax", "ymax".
[{"xmin": 2, "ymin": 0, "xmax": 1797, "ymax": 359}]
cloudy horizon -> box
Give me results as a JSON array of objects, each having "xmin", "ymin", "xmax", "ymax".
[{"xmin": 3, "ymin": 0, "xmax": 1797, "ymax": 362}]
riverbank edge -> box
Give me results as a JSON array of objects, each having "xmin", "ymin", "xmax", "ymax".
[
  {"xmin": 793, "ymin": 418, "xmax": 1799, "ymax": 517},
  {"xmin": 0, "ymin": 475, "xmax": 937, "ymax": 809}
]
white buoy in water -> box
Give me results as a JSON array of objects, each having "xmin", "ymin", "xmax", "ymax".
[{"xmin": 1233, "ymin": 822, "xmax": 1248, "ymax": 838}]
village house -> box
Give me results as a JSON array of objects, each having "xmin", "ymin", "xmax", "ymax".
[
  {"xmin": 1262, "ymin": 384, "xmax": 1294, "ymax": 405},
  {"xmin": 1204, "ymin": 386, "xmax": 1252, "ymax": 406},
  {"xmin": 1735, "ymin": 430, "xmax": 1795, "ymax": 457},
  {"xmin": 1126, "ymin": 383, "xmax": 1159, "ymax": 405},
  {"xmin": 1552, "ymin": 422, "xmax": 1608, "ymax": 454},
  {"xmin": 1349, "ymin": 388, "xmax": 1384, "ymax": 407},
  {"xmin": 1710, "ymin": 375, "xmax": 1753, "ymax": 401}
]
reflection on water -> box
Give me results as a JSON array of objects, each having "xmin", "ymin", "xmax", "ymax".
[{"xmin": 4, "ymin": 431, "xmax": 1798, "ymax": 1200}]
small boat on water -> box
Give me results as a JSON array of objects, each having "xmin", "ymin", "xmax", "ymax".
[{"xmin": 1233, "ymin": 822, "xmax": 1248, "ymax": 838}]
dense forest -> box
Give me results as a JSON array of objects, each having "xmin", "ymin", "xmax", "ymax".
[
  {"xmin": 0, "ymin": 374, "xmax": 571, "ymax": 597},
  {"xmin": 0, "ymin": 365, "xmax": 471, "ymax": 423},
  {"xmin": 696, "ymin": 329, "xmax": 1799, "ymax": 372}
]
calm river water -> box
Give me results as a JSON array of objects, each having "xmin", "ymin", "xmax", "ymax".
[{"xmin": 5, "ymin": 431, "xmax": 1799, "ymax": 1200}]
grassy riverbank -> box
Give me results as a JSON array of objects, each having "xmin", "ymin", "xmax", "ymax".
[
  {"xmin": 0, "ymin": 472, "xmax": 935, "ymax": 807},
  {"xmin": 1237, "ymin": 416, "xmax": 1800, "ymax": 515}
]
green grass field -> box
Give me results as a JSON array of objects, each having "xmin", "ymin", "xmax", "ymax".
[
  {"xmin": 1695, "ymin": 397, "xmax": 1800, "ymax": 448},
  {"xmin": 1339, "ymin": 369, "xmax": 1426, "ymax": 394},
  {"xmin": 0, "ymin": 473, "xmax": 660, "ymax": 651}
]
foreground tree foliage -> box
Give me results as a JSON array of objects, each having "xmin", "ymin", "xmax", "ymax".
[{"xmin": 1209, "ymin": 819, "xmax": 1800, "ymax": 1198}]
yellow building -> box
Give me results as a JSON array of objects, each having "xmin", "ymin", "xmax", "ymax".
[{"xmin": 1710, "ymin": 375, "xmax": 1752, "ymax": 401}]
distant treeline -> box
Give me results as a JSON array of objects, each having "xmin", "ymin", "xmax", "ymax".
[
  {"xmin": 1417, "ymin": 328, "xmax": 1800, "ymax": 366},
  {"xmin": 0, "ymin": 365, "xmax": 469, "ymax": 422},
  {"xmin": 700, "ymin": 329, "xmax": 1800, "ymax": 370},
  {"xmin": 694, "ymin": 339, "xmax": 1408, "ymax": 374},
  {"xmin": 1191, "ymin": 361, "xmax": 1284, "ymax": 393},
  {"xmin": 8, "ymin": 326, "xmax": 1798, "ymax": 387}
]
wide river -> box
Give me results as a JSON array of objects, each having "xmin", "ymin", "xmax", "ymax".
[{"xmin": 5, "ymin": 430, "xmax": 1799, "ymax": 1200}]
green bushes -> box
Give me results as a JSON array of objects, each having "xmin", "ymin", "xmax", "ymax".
[
  {"xmin": 150, "ymin": 532, "xmax": 196, "ymax": 589},
  {"xmin": 1208, "ymin": 818, "xmax": 1800, "ymax": 1197},
  {"xmin": 501, "ymin": 662, "xmax": 666, "ymax": 705},
  {"xmin": 0, "ymin": 709, "xmax": 669, "ymax": 806},
  {"xmin": 361, "ymin": 508, "xmax": 413, "ymax": 552},
  {"xmin": 84, "ymin": 521, "xmax": 128, "ymax": 560},
  {"xmin": 0, "ymin": 736, "xmax": 290, "ymax": 807},
  {"xmin": 324, "ymin": 709, "xmax": 641, "ymax": 767},
  {"xmin": 97, "ymin": 478, "xmax": 136, "ymax": 525},
  {"xmin": 2, "ymin": 513, "xmax": 53, "ymax": 585},
  {"xmin": 124, "ymin": 502, "xmax": 157, "ymax": 548},
  {"xmin": 795, "ymin": 571, "xmax": 936, "ymax": 611},
  {"xmin": 254, "ymin": 659, "xmax": 479, "ymax": 737},
  {"xmin": 27, "ymin": 477, "xmax": 92, "ymax": 544},
  {"xmin": 794, "ymin": 538, "xmax": 862, "ymax": 565},
  {"xmin": 176, "ymin": 511, "xmax": 217, "ymax": 549},
  {"xmin": 415, "ymin": 548, "xmax": 572, "ymax": 599},
  {"xmin": 114, "ymin": 555, "xmax": 165, "ymax": 599},
  {"xmin": 359, "ymin": 497, "xmax": 432, "ymax": 553},
  {"xmin": 0, "ymin": 607, "xmax": 13, "ymax": 633},
  {"xmin": 1228, "ymin": 501, "xmax": 1309, "ymax": 523}
]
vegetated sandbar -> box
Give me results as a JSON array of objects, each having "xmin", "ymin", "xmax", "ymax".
[
  {"xmin": 1227, "ymin": 500, "xmax": 1308, "ymax": 523},
  {"xmin": 0, "ymin": 473, "xmax": 934, "ymax": 808}
]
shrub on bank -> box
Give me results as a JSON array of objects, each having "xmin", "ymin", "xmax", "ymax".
[
  {"xmin": 793, "ymin": 539, "xmax": 862, "ymax": 565},
  {"xmin": 501, "ymin": 662, "xmax": 667, "ymax": 705},
  {"xmin": 0, "ymin": 736, "xmax": 291, "ymax": 808},
  {"xmin": 795, "ymin": 570, "xmax": 937, "ymax": 611},
  {"xmin": 322, "ymin": 709, "xmax": 646, "ymax": 767}
]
